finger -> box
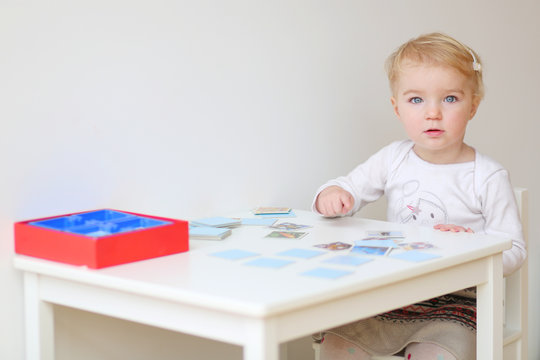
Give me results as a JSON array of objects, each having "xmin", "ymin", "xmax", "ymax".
[
  {"xmin": 320, "ymin": 197, "xmax": 337, "ymax": 217},
  {"xmin": 320, "ymin": 200, "xmax": 333, "ymax": 217},
  {"xmin": 341, "ymin": 195, "xmax": 354, "ymax": 214},
  {"xmin": 448, "ymin": 225, "xmax": 467, "ymax": 232},
  {"xmin": 332, "ymin": 200, "xmax": 345, "ymax": 216},
  {"xmin": 434, "ymin": 224, "xmax": 450, "ymax": 232},
  {"xmin": 323, "ymin": 203, "xmax": 334, "ymax": 217},
  {"xmin": 319, "ymin": 202, "xmax": 332, "ymax": 217},
  {"xmin": 315, "ymin": 199, "xmax": 323, "ymax": 214}
]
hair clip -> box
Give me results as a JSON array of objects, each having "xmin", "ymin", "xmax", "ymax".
[{"xmin": 468, "ymin": 48, "xmax": 481, "ymax": 72}]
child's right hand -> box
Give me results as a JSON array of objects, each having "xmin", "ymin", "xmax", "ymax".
[
  {"xmin": 315, "ymin": 185, "xmax": 355, "ymax": 217},
  {"xmin": 433, "ymin": 224, "xmax": 474, "ymax": 233}
]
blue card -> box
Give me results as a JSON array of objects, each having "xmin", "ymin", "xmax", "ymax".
[
  {"xmin": 355, "ymin": 239, "xmax": 399, "ymax": 248},
  {"xmin": 390, "ymin": 250, "xmax": 441, "ymax": 262},
  {"xmin": 351, "ymin": 245, "xmax": 392, "ymax": 256},
  {"xmin": 323, "ymin": 255, "xmax": 372, "ymax": 267},
  {"xmin": 210, "ymin": 249, "xmax": 259, "ymax": 260},
  {"xmin": 244, "ymin": 257, "xmax": 294, "ymax": 268},
  {"xmin": 301, "ymin": 267, "xmax": 354, "ymax": 279},
  {"xmin": 277, "ymin": 248, "xmax": 325, "ymax": 259},
  {"xmin": 240, "ymin": 218, "xmax": 277, "ymax": 226}
]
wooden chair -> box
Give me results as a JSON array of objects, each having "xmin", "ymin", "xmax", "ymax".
[
  {"xmin": 501, "ymin": 187, "xmax": 528, "ymax": 360},
  {"xmin": 313, "ymin": 188, "xmax": 528, "ymax": 360}
]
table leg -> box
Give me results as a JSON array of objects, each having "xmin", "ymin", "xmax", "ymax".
[
  {"xmin": 476, "ymin": 253, "xmax": 503, "ymax": 360},
  {"xmin": 243, "ymin": 319, "xmax": 280, "ymax": 360},
  {"xmin": 23, "ymin": 272, "xmax": 54, "ymax": 360}
]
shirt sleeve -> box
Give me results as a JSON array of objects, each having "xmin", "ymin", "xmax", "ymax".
[
  {"xmin": 312, "ymin": 142, "xmax": 401, "ymax": 216},
  {"xmin": 478, "ymin": 169, "xmax": 527, "ymax": 276}
]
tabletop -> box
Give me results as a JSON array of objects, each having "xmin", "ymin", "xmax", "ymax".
[{"xmin": 13, "ymin": 210, "xmax": 511, "ymax": 319}]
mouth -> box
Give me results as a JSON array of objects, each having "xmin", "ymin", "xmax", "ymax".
[{"xmin": 424, "ymin": 129, "xmax": 445, "ymax": 136}]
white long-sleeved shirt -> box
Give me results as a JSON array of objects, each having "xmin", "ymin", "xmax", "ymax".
[{"xmin": 313, "ymin": 140, "xmax": 526, "ymax": 275}]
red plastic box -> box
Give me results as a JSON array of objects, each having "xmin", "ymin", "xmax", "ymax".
[{"xmin": 14, "ymin": 209, "xmax": 189, "ymax": 269}]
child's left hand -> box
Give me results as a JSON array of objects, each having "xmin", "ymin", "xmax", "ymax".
[{"xmin": 433, "ymin": 224, "xmax": 474, "ymax": 233}]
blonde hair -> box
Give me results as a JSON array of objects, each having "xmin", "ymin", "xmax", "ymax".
[{"xmin": 385, "ymin": 33, "xmax": 484, "ymax": 100}]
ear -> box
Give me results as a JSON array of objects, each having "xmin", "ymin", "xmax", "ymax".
[
  {"xmin": 469, "ymin": 96, "xmax": 481, "ymax": 120},
  {"xmin": 390, "ymin": 96, "xmax": 400, "ymax": 119}
]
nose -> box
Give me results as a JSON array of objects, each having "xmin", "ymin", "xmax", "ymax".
[{"xmin": 425, "ymin": 102, "xmax": 442, "ymax": 120}]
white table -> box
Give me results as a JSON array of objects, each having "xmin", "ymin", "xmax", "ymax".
[{"xmin": 14, "ymin": 211, "xmax": 511, "ymax": 360}]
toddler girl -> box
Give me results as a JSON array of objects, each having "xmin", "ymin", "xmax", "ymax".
[{"xmin": 313, "ymin": 33, "xmax": 526, "ymax": 360}]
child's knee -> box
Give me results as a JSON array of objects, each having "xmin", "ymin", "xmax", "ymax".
[
  {"xmin": 404, "ymin": 342, "xmax": 457, "ymax": 360},
  {"xmin": 319, "ymin": 333, "xmax": 370, "ymax": 360}
]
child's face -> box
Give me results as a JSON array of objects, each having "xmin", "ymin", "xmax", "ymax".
[{"xmin": 390, "ymin": 62, "xmax": 480, "ymax": 164}]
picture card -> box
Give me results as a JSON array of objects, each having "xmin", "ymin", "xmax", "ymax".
[
  {"xmin": 398, "ymin": 242, "xmax": 435, "ymax": 251},
  {"xmin": 276, "ymin": 248, "xmax": 325, "ymax": 259},
  {"xmin": 270, "ymin": 222, "xmax": 312, "ymax": 231},
  {"xmin": 323, "ymin": 255, "xmax": 372, "ymax": 267},
  {"xmin": 314, "ymin": 242, "xmax": 352, "ymax": 251},
  {"xmin": 210, "ymin": 249, "xmax": 259, "ymax": 260},
  {"xmin": 366, "ymin": 231, "xmax": 404, "ymax": 238},
  {"xmin": 265, "ymin": 231, "xmax": 307, "ymax": 239},
  {"xmin": 390, "ymin": 250, "xmax": 441, "ymax": 262},
  {"xmin": 300, "ymin": 267, "xmax": 354, "ymax": 279},
  {"xmin": 244, "ymin": 257, "xmax": 294, "ymax": 269},
  {"xmin": 355, "ymin": 239, "xmax": 399, "ymax": 248},
  {"xmin": 350, "ymin": 245, "xmax": 392, "ymax": 256}
]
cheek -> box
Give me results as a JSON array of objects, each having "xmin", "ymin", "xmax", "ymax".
[
  {"xmin": 448, "ymin": 112, "xmax": 471, "ymax": 130},
  {"xmin": 400, "ymin": 121, "xmax": 424, "ymax": 138},
  {"xmin": 400, "ymin": 114, "xmax": 423, "ymax": 129}
]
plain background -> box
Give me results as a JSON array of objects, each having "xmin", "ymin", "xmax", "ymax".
[{"xmin": 1, "ymin": 1, "xmax": 538, "ymax": 359}]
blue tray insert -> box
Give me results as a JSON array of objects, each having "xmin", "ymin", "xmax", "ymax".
[{"xmin": 28, "ymin": 210, "xmax": 171, "ymax": 238}]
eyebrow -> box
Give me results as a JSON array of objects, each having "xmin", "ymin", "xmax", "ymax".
[{"xmin": 401, "ymin": 89, "xmax": 466, "ymax": 96}]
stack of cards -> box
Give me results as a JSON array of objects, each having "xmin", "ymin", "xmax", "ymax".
[
  {"xmin": 189, "ymin": 216, "xmax": 241, "ymax": 240},
  {"xmin": 253, "ymin": 207, "xmax": 292, "ymax": 215},
  {"xmin": 253, "ymin": 207, "xmax": 296, "ymax": 218},
  {"xmin": 191, "ymin": 217, "xmax": 241, "ymax": 228},
  {"xmin": 189, "ymin": 226, "xmax": 232, "ymax": 240}
]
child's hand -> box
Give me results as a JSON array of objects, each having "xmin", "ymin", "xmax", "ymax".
[
  {"xmin": 433, "ymin": 224, "xmax": 474, "ymax": 233},
  {"xmin": 315, "ymin": 186, "xmax": 354, "ymax": 217}
]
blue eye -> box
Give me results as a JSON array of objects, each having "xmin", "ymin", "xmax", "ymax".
[
  {"xmin": 409, "ymin": 97, "xmax": 422, "ymax": 104},
  {"xmin": 444, "ymin": 95, "xmax": 457, "ymax": 103}
]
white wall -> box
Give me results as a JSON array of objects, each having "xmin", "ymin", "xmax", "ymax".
[{"xmin": 1, "ymin": 1, "xmax": 539, "ymax": 359}]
